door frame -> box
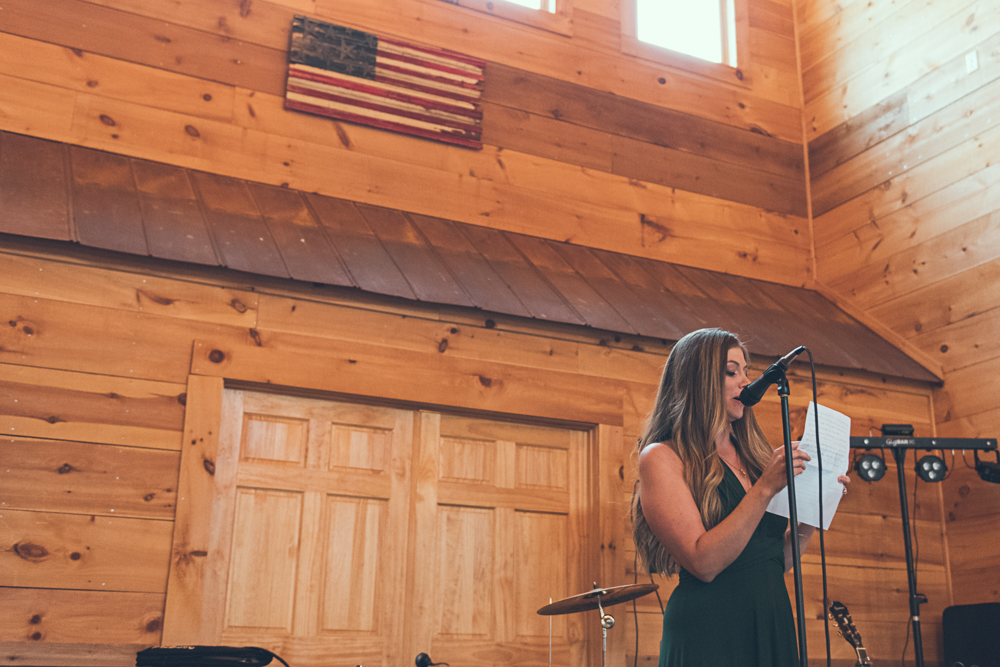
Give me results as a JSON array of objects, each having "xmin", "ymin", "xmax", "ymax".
[{"xmin": 163, "ymin": 333, "xmax": 627, "ymax": 667}]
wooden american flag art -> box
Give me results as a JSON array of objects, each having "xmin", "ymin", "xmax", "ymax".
[{"xmin": 285, "ymin": 16, "xmax": 486, "ymax": 149}]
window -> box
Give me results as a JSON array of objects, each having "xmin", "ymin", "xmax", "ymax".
[
  {"xmin": 622, "ymin": 0, "xmax": 748, "ymax": 84},
  {"xmin": 437, "ymin": 0, "xmax": 572, "ymax": 36},
  {"xmin": 503, "ymin": 0, "xmax": 556, "ymax": 12},
  {"xmin": 637, "ymin": 0, "xmax": 737, "ymax": 67}
]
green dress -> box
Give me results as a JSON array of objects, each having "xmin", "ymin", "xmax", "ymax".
[{"xmin": 659, "ymin": 465, "xmax": 798, "ymax": 667}]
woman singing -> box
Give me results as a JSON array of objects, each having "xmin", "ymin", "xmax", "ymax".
[{"xmin": 632, "ymin": 328, "xmax": 849, "ymax": 666}]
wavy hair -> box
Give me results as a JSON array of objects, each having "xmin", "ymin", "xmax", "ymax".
[{"xmin": 631, "ymin": 328, "xmax": 772, "ymax": 576}]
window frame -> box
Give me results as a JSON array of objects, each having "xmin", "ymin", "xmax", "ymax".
[
  {"xmin": 435, "ymin": 0, "xmax": 574, "ymax": 37},
  {"xmin": 621, "ymin": 0, "xmax": 752, "ymax": 87}
]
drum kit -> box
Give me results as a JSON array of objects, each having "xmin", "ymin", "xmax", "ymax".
[{"xmin": 536, "ymin": 583, "xmax": 658, "ymax": 667}]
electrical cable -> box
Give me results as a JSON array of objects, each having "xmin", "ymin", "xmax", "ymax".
[{"xmin": 805, "ymin": 349, "xmax": 832, "ymax": 667}]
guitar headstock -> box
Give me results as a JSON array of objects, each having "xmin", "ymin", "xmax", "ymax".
[{"xmin": 829, "ymin": 601, "xmax": 871, "ymax": 666}]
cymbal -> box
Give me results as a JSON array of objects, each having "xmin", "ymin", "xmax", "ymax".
[{"xmin": 536, "ymin": 583, "xmax": 659, "ymax": 616}]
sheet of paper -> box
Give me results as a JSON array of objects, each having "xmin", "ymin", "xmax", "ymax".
[{"xmin": 765, "ymin": 401, "xmax": 851, "ymax": 530}]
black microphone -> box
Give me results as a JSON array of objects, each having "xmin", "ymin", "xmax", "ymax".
[{"xmin": 738, "ymin": 346, "xmax": 806, "ymax": 407}]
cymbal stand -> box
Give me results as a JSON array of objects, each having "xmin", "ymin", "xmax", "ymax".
[{"xmin": 596, "ymin": 594, "xmax": 614, "ymax": 667}]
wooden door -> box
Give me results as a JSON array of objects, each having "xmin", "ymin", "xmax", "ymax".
[
  {"xmin": 203, "ymin": 389, "xmax": 413, "ymax": 667},
  {"xmin": 410, "ymin": 413, "xmax": 595, "ymax": 667}
]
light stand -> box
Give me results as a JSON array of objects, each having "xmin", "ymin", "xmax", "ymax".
[
  {"xmin": 850, "ymin": 434, "xmax": 998, "ymax": 667},
  {"xmin": 778, "ymin": 372, "xmax": 809, "ymax": 667}
]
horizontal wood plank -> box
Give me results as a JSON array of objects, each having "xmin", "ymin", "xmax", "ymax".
[
  {"xmin": 0, "ymin": 509, "xmax": 172, "ymax": 592},
  {"xmin": 804, "ymin": 0, "xmax": 1000, "ymax": 139},
  {"xmin": 189, "ymin": 335, "xmax": 625, "ymax": 425},
  {"xmin": 0, "ymin": 0, "xmax": 286, "ymax": 95},
  {"xmin": 808, "ymin": 91, "xmax": 909, "ymax": 179},
  {"xmin": 0, "ymin": 437, "xmax": 180, "ymax": 519},
  {"xmin": 868, "ymin": 259, "xmax": 1000, "ymax": 340},
  {"xmin": 812, "ymin": 76, "xmax": 1000, "ymax": 216},
  {"xmin": 802, "ymin": 0, "xmax": 973, "ymax": 104},
  {"xmin": 812, "ymin": 119, "xmax": 1000, "ymax": 250},
  {"xmin": 0, "ymin": 31, "xmax": 234, "ymax": 124},
  {"xmin": 0, "ymin": 588, "xmax": 164, "ymax": 644},
  {"xmin": 826, "ymin": 209, "xmax": 1000, "ymax": 310},
  {"xmin": 817, "ymin": 157, "xmax": 1000, "ymax": 285},
  {"xmin": 0, "ymin": 363, "xmax": 184, "ymax": 450},
  {"xmin": 0, "ymin": 642, "xmax": 146, "ymax": 667},
  {"xmin": 0, "ymin": 252, "xmax": 259, "ymax": 327},
  {"xmin": 0, "ymin": 291, "xmax": 247, "ymax": 384}
]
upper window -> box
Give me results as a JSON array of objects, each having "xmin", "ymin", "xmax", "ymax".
[
  {"xmin": 636, "ymin": 0, "xmax": 737, "ymax": 67},
  {"xmin": 437, "ymin": 0, "xmax": 572, "ymax": 35},
  {"xmin": 503, "ymin": 0, "xmax": 556, "ymax": 12},
  {"xmin": 622, "ymin": 0, "xmax": 748, "ymax": 84}
]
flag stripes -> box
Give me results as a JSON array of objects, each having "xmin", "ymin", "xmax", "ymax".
[{"xmin": 285, "ymin": 16, "xmax": 485, "ymax": 149}]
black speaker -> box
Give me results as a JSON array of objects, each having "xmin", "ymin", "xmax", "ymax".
[{"xmin": 943, "ymin": 602, "xmax": 1000, "ymax": 667}]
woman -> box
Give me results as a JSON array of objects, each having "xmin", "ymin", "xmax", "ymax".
[{"xmin": 632, "ymin": 328, "xmax": 849, "ymax": 666}]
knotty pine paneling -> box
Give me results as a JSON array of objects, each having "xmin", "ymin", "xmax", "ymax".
[
  {"xmin": 0, "ymin": 0, "xmax": 812, "ymax": 284},
  {"xmin": 0, "ymin": 243, "xmax": 943, "ymax": 663},
  {"xmin": 803, "ymin": 0, "xmax": 999, "ymax": 140},
  {"xmin": 799, "ymin": 0, "xmax": 1000, "ymax": 618}
]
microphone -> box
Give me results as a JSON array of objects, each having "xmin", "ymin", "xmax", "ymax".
[{"xmin": 738, "ymin": 346, "xmax": 806, "ymax": 407}]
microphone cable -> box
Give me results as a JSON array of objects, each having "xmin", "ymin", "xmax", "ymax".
[{"xmin": 804, "ymin": 348, "xmax": 833, "ymax": 667}]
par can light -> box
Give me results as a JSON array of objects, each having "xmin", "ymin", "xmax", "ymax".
[
  {"xmin": 855, "ymin": 453, "xmax": 886, "ymax": 482},
  {"xmin": 915, "ymin": 454, "xmax": 947, "ymax": 483}
]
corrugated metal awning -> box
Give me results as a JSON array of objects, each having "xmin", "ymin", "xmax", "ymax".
[{"xmin": 0, "ymin": 130, "xmax": 939, "ymax": 382}]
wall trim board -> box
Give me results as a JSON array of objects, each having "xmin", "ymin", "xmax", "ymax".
[
  {"xmin": 161, "ymin": 374, "xmax": 224, "ymax": 645},
  {"xmin": 188, "ymin": 337, "xmax": 626, "ymax": 426}
]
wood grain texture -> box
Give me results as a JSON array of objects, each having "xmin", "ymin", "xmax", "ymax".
[
  {"xmin": 0, "ymin": 642, "xmax": 146, "ymax": 667},
  {"xmin": 817, "ymin": 156, "xmax": 1000, "ymax": 286},
  {"xmin": 0, "ymin": 509, "xmax": 172, "ymax": 592},
  {"xmin": 161, "ymin": 375, "xmax": 223, "ymax": 645},
  {"xmin": 799, "ymin": 0, "xmax": 1000, "ymax": 614},
  {"xmin": 0, "ymin": 438, "xmax": 180, "ymax": 520},
  {"xmin": 812, "ymin": 75, "xmax": 1000, "ymax": 216},
  {"xmin": 0, "ymin": 0, "xmax": 813, "ymax": 255},
  {"xmin": 0, "ymin": 252, "xmax": 259, "ymax": 327},
  {"xmin": 0, "ymin": 30, "xmax": 235, "ymax": 124},
  {"xmin": 189, "ymin": 335, "xmax": 625, "ymax": 425},
  {"xmin": 0, "ymin": 0, "xmax": 287, "ymax": 95},
  {"xmin": 803, "ymin": 0, "xmax": 1000, "ymax": 139},
  {"xmin": 0, "ymin": 589, "xmax": 164, "ymax": 644},
  {"xmin": 868, "ymin": 258, "xmax": 1000, "ymax": 341},
  {"xmin": 0, "ymin": 292, "xmax": 243, "ymax": 384},
  {"xmin": 0, "ymin": 364, "xmax": 184, "ymax": 450}
]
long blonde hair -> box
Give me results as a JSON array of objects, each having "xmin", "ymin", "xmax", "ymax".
[{"xmin": 631, "ymin": 328, "xmax": 772, "ymax": 576}]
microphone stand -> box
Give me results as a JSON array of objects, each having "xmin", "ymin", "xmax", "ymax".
[{"xmin": 777, "ymin": 371, "xmax": 808, "ymax": 667}]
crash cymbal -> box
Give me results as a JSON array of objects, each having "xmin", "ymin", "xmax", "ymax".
[{"xmin": 536, "ymin": 583, "xmax": 659, "ymax": 616}]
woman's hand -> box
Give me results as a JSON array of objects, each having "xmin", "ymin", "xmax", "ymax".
[
  {"xmin": 838, "ymin": 473, "xmax": 851, "ymax": 495},
  {"xmin": 758, "ymin": 442, "xmax": 811, "ymax": 496}
]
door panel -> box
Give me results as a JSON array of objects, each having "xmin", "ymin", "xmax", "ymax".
[
  {"xmin": 206, "ymin": 390, "xmax": 413, "ymax": 667},
  {"xmin": 202, "ymin": 390, "xmax": 595, "ymax": 667},
  {"xmin": 226, "ymin": 488, "xmax": 302, "ymax": 630},
  {"xmin": 412, "ymin": 413, "xmax": 593, "ymax": 667}
]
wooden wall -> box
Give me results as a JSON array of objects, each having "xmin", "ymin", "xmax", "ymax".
[
  {"xmin": 0, "ymin": 0, "xmax": 810, "ymax": 285},
  {"xmin": 0, "ymin": 238, "xmax": 941, "ymax": 667},
  {"xmin": 800, "ymin": 0, "xmax": 1000, "ymax": 622},
  {"xmin": 1, "ymin": 0, "xmax": 988, "ymax": 665}
]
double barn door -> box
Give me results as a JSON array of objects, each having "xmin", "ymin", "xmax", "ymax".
[{"xmin": 198, "ymin": 389, "xmax": 594, "ymax": 667}]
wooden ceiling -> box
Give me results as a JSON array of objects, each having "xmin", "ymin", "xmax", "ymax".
[{"xmin": 0, "ymin": 130, "xmax": 937, "ymax": 382}]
